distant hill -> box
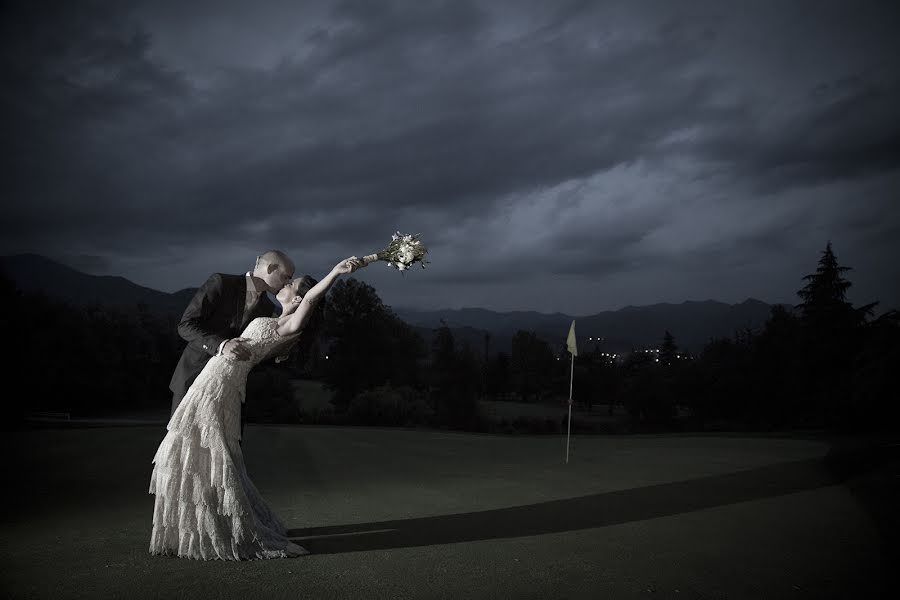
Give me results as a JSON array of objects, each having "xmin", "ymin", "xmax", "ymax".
[
  {"xmin": 394, "ymin": 299, "xmax": 788, "ymax": 354},
  {"xmin": 0, "ymin": 253, "xmax": 196, "ymax": 315},
  {"xmin": 2, "ymin": 254, "xmax": 787, "ymax": 352}
]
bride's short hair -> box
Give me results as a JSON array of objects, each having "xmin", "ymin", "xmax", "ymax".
[{"xmin": 294, "ymin": 275, "xmax": 317, "ymax": 299}]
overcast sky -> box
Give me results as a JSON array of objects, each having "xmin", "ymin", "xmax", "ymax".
[{"xmin": 2, "ymin": 0, "xmax": 899, "ymax": 314}]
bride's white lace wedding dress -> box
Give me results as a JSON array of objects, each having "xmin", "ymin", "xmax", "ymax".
[{"xmin": 149, "ymin": 317, "xmax": 308, "ymax": 560}]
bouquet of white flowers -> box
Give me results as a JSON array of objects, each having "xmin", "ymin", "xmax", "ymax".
[{"xmin": 362, "ymin": 232, "xmax": 429, "ymax": 271}]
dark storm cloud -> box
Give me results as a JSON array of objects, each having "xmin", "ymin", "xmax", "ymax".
[
  {"xmin": 0, "ymin": 1, "xmax": 191, "ymax": 240},
  {"xmin": 2, "ymin": 0, "xmax": 899, "ymax": 312},
  {"xmin": 692, "ymin": 77, "xmax": 900, "ymax": 192}
]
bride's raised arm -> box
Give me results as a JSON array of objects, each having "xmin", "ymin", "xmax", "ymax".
[{"xmin": 276, "ymin": 257, "xmax": 363, "ymax": 337}]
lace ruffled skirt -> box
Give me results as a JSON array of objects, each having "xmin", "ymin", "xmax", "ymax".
[{"xmin": 149, "ymin": 358, "xmax": 307, "ymax": 560}]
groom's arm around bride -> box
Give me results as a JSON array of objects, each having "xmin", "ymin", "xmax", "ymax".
[
  {"xmin": 168, "ymin": 250, "xmax": 294, "ymax": 417},
  {"xmin": 168, "ymin": 272, "xmax": 261, "ymax": 415}
]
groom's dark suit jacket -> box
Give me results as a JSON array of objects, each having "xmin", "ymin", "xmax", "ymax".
[{"xmin": 169, "ymin": 272, "xmax": 277, "ymax": 415}]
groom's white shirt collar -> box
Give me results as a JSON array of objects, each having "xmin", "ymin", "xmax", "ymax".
[{"xmin": 245, "ymin": 272, "xmax": 267, "ymax": 295}]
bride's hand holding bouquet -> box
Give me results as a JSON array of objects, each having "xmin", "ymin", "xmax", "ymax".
[
  {"xmin": 361, "ymin": 232, "xmax": 429, "ymax": 271},
  {"xmin": 276, "ymin": 233, "xmax": 428, "ymax": 337}
]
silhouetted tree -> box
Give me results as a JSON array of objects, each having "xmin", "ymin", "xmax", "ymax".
[
  {"xmin": 427, "ymin": 325, "xmax": 480, "ymax": 428},
  {"xmin": 0, "ymin": 274, "xmax": 182, "ymax": 422},
  {"xmin": 485, "ymin": 352, "xmax": 511, "ymax": 397},
  {"xmin": 574, "ymin": 349, "xmax": 621, "ymax": 414},
  {"xmin": 797, "ymin": 241, "xmax": 875, "ymax": 326},
  {"xmin": 849, "ymin": 309, "xmax": 900, "ymax": 430},
  {"xmin": 510, "ymin": 330, "xmax": 555, "ymax": 401},
  {"xmin": 660, "ymin": 330, "xmax": 678, "ymax": 367},
  {"xmin": 450, "ymin": 341, "xmax": 481, "ymax": 427},
  {"xmin": 323, "ymin": 278, "xmax": 425, "ymax": 408},
  {"xmin": 689, "ymin": 334, "xmax": 754, "ymax": 428},
  {"xmin": 431, "ymin": 325, "xmax": 456, "ymax": 374},
  {"xmin": 751, "ymin": 304, "xmax": 804, "ymax": 427},
  {"xmin": 619, "ymin": 350, "xmax": 675, "ymax": 426},
  {"xmin": 796, "ymin": 241, "xmax": 876, "ymax": 428}
]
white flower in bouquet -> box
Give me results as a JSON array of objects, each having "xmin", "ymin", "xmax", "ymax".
[{"xmin": 362, "ymin": 231, "xmax": 429, "ymax": 271}]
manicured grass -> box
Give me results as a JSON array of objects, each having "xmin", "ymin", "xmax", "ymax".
[{"xmin": 0, "ymin": 426, "xmax": 893, "ymax": 599}]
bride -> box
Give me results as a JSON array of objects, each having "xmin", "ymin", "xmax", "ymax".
[{"xmin": 149, "ymin": 255, "xmax": 366, "ymax": 560}]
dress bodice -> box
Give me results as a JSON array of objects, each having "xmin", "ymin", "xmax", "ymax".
[
  {"xmin": 236, "ymin": 317, "xmax": 295, "ymax": 365},
  {"xmin": 202, "ymin": 317, "xmax": 296, "ymax": 386}
]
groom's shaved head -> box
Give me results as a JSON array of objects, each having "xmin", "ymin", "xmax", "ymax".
[
  {"xmin": 258, "ymin": 249, "xmax": 291, "ymax": 266},
  {"xmin": 258, "ymin": 249, "xmax": 294, "ymax": 273},
  {"xmin": 253, "ymin": 249, "xmax": 295, "ymax": 292}
]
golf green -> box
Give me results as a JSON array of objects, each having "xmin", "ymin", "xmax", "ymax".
[{"xmin": 0, "ymin": 426, "xmax": 892, "ymax": 599}]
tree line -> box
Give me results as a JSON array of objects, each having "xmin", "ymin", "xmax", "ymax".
[
  {"xmin": 1, "ymin": 274, "xmax": 183, "ymax": 422},
  {"xmin": 5, "ymin": 241, "xmax": 897, "ymax": 432},
  {"xmin": 316, "ymin": 242, "xmax": 898, "ymax": 433}
]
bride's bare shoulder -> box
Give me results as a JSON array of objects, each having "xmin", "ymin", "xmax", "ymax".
[{"xmin": 274, "ymin": 318, "xmax": 302, "ymax": 337}]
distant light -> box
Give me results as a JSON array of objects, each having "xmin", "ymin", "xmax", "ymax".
[
  {"xmin": 655, "ymin": 358, "xmax": 659, "ymax": 362},
  {"xmin": 325, "ymin": 355, "xmax": 329, "ymax": 359}
]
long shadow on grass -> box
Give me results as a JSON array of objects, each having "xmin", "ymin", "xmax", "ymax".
[{"xmin": 287, "ymin": 443, "xmax": 897, "ymax": 554}]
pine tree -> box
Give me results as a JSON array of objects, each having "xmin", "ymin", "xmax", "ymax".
[
  {"xmin": 431, "ymin": 324, "xmax": 456, "ymax": 380},
  {"xmin": 797, "ymin": 241, "xmax": 851, "ymax": 321},
  {"xmin": 796, "ymin": 241, "xmax": 876, "ymax": 327},
  {"xmin": 794, "ymin": 241, "xmax": 876, "ymax": 429},
  {"xmin": 660, "ymin": 330, "xmax": 678, "ymax": 367}
]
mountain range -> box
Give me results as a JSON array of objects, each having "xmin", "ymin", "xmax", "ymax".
[
  {"xmin": 1, "ymin": 253, "xmax": 787, "ymax": 354},
  {"xmin": 0, "ymin": 253, "xmax": 197, "ymax": 315},
  {"xmin": 393, "ymin": 299, "xmax": 781, "ymax": 355}
]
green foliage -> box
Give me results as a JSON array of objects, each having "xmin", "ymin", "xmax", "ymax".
[
  {"xmin": 797, "ymin": 241, "xmax": 853, "ymax": 316},
  {"xmin": 692, "ymin": 335, "xmax": 755, "ymax": 425},
  {"xmin": 510, "ymin": 330, "xmax": 555, "ymax": 401},
  {"xmin": 485, "ymin": 351, "xmax": 511, "ymax": 396},
  {"xmin": 494, "ymin": 415, "xmax": 562, "ymax": 434},
  {"xmin": 348, "ymin": 384, "xmax": 434, "ymax": 427},
  {"xmin": 660, "ymin": 330, "xmax": 678, "ymax": 367},
  {"xmin": 750, "ymin": 305, "xmax": 805, "ymax": 427},
  {"xmin": 619, "ymin": 350, "xmax": 677, "ymax": 425},
  {"xmin": 430, "ymin": 325, "xmax": 457, "ymax": 376},
  {"xmin": 244, "ymin": 366, "xmax": 296, "ymax": 423},
  {"xmin": 322, "ymin": 278, "xmax": 426, "ymax": 407},
  {"xmin": 6, "ymin": 238, "xmax": 896, "ymax": 434},
  {"xmin": 849, "ymin": 310, "xmax": 900, "ymax": 430},
  {"xmin": 0, "ymin": 274, "xmax": 181, "ymax": 420},
  {"xmin": 681, "ymin": 241, "xmax": 895, "ymax": 432},
  {"xmin": 427, "ymin": 326, "xmax": 481, "ymax": 429},
  {"xmin": 794, "ymin": 242, "xmax": 877, "ymax": 428},
  {"xmin": 569, "ymin": 350, "xmax": 620, "ymax": 413}
]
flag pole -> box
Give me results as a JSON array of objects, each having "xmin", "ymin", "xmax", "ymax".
[
  {"xmin": 565, "ymin": 319, "xmax": 577, "ymax": 464},
  {"xmin": 566, "ymin": 350, "xmax": 574, "ymax": 464}
]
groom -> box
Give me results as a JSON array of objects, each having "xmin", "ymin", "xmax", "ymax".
[{"xmin": 169, "ymin": 250, "xmax": 296, "ymax": 421}]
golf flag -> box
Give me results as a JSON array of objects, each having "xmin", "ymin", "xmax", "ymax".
[
  {"xmin": 566, "ymin": 320, "xmax": 578, "ymax": 356},
  {"xmin": 565, "ymin": 320, "xmax": 576, "ymax": 463}
]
